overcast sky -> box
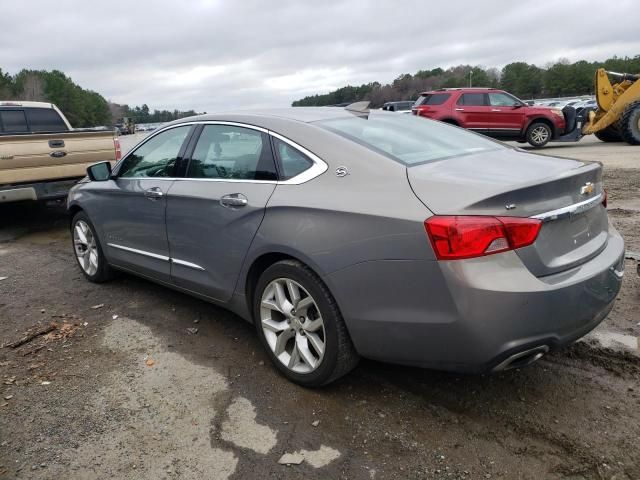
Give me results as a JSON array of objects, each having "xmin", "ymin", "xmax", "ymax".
[{"xmin": 2, "ymin": 0, "xmax": 639, "ymax": 112}]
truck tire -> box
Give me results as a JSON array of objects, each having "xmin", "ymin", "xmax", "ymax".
[
  {"xmin": 526, "ymin": 122, "xmax": 552, "ymax": 148},
  {"xmin": 619, "ymin": 101, "xmax": 640, "ymax": 145},
  {"xmin": 594, "ymin": 125, "xmax": 623, "ymax": 143}
]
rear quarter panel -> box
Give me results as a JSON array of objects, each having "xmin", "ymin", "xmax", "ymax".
[{"xmin": 236, "ymin": 122, "xmax": 436, "ymax": 295}]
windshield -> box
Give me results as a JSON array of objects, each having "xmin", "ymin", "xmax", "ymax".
[{"xmin": 316, "ymin": 112, "xmax": 505, "ymax": 165}]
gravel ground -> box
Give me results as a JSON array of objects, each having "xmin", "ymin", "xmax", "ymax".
[{"xmin": 0, "ymin": 137, "xmax": 639, "ymax": 479}]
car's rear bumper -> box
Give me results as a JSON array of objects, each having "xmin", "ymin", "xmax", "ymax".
[
  {"xmin": 326, "ymin": 226, "xmax": 625, "ymax": 373},
  {"xmin": 0, "ymin": 178, "xmax": 79, "ymax": 203}
]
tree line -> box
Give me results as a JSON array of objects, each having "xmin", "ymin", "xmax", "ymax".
[
  {"xmin": 292, "ymin": 55, "xmax": 640, "ymax": 108},
  {"xmin": 108, "ymin": 102, "xmax": 203, "ymax": 125},
  {"xmin": 0, "ymin": 68, "xmax": 200, "ymax": 127}
]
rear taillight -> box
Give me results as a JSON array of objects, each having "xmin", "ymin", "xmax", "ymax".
[
  {"xmin": 602, "ymin": 188, "xmax": 608, "ymax": 208},
  {"xmin": 424, "ymin": 216, "xmax": 542, "ymax": 260},
  {"xmin": 114, "ymin": 138, "xmax": 122, "ymax": 161}
]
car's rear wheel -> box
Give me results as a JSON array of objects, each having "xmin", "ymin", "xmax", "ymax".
[
  {"xmin": 619, "ymin": 101, "xmax": 640, "ymax": 145},
  {"xmin": 254, "ymin": 260, "xmax": 359, "ymax": 387},
  {"xmin": 594, "ymin": 124, "xmax": 623, "ymax": 143},
  {"xmin": 526, "ymin": 122, "xmax": 552, "ymax": 148},
  {"xmin": 71, "ymin": 211, "xmax": 115, "ymax": 283}
]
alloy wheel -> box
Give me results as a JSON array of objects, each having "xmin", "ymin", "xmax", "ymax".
[
  {"xmin": 531, "ymin": 125, "xmax": 549, "ymax": 145},
  {"xmin": 260, "ymin": 278, "xmax": 326, "ymax": 374},
  {"xmin": 73, "ymin": 220, "xmax": 99, "ymax": 276}
]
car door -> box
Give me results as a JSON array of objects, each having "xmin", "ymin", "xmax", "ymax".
[
  {"xmin": 487, "ymin": 92, "xmax": 526, "ymax": 136},
  {"xmin": 454, "ymin": 93, "xmax": 491, "ymax": 133},
  {"xmin": 166, "ymin": 123, "xmax": 279, "ymax": 302},
  {"xmin": 90, "ymin": 125, "xmax": 193, "ymax": 282}
]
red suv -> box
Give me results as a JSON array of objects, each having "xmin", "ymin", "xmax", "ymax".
[{"xmin": 412, "ymin": 88, "xmax": 566, "ymax": 148}]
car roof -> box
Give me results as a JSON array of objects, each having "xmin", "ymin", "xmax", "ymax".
[
  {"xmin": 418, "ymin": 88, "xmax": 499, "ymax": 95},
  {"xmin": 0, "ymin": 100, "xmax": 56, "ymax": 109},
  {"xmin": 165, "ymin": 107, "xmax": 372, "ymax": 127}
]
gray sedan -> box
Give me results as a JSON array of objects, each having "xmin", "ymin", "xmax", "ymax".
[{"xmin": 68, "ymin": 107, "xmax": 625, "ymax": 386}]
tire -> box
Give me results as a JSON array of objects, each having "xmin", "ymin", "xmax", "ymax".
[
  {"xmin": 71, "ymin": 211, "xmax": 115, "ymax": 283},
  {"xmin": 594, "ymin": 125, "xmax": 623, "ymax": 143},
  {"xmin": 253, "ymin": 259, "xmax": 359, "ymax": 387},
  {"xmin": 526, "ymin": 122, "xmax": 552, "ymax": 148},
  {"xmin": 619, "ymin": 101, "xmax": 640, "ymax": 145}
]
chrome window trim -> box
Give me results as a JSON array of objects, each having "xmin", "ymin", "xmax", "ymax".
[
  {"xmin": 531, "ymin": 193, "xmax": 603, "ymax": 222},
  {"xmin": 269, "ymin": 130, "xmax": 328, "ymax": 185},
  {"xmin": 171, "ymin": 258, "xmax": 206, "ymax": 271},
  {"xmin": 114, "ymin": 120, "xmax": 327, "ymax": 185},
  {"xmin": 107, "ymin": 243, "xmax": 170, "ymax": 261}
]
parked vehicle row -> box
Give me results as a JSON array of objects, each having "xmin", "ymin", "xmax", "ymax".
[
  {"xmin": 68, "ymin": 106, "xmax": 624, "ymax": 386},
  {"xmin": 0, "ymin": 101, "xmax": 120, "ymax": 204}
]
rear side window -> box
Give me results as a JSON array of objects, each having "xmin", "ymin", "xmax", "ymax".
[
  {"xmin": 0, "ymin": 110, "xmax": 28, "ymax": 133},
  {"xmin": 457, "ymin": 93, "xmax": 486, "ymax": 106},
  {"xmin": 187, "ymin": 125, "xmax": 277, "ymax": 181},
  {"xmin": 415, "ymin": 93, "xmax": 450, "ymax": 106},
  {"xmin": 273, "ymin": 138, "xmax": 313, "ymax": 180},
  {"xmin": 26, "ymin": 108, "xmax": 67, "ymax": 132}
]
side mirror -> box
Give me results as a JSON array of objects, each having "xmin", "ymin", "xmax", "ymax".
[
  {"xmin": 512, "ymin": 103, "xmax": 524, "ymax": 109},
  {"xmin": 87, "ymin": 161, "xmax": 112, "ymax": 181}
]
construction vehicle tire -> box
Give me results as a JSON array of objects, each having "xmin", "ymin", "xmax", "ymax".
[
  {"xmin": 619, "ymin": 101, "xmax": 640, "ymax": 145},
  {"xmin": 594, "ymin": 125, "xmax": 623, "ymax": 143}
]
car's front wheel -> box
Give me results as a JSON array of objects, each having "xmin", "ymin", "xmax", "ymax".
[
  {"xmin": 254, "ymin": 260, "xmax": 359, "ymax": 387},
  {"xmin": 526, "ymin": 122, "xmax": 552, "ymax": 148},
  {"xmin": 71, "ymin": 211, "xmax": 115, "ymax": 283}
]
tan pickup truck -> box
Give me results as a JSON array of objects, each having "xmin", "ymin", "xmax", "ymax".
[{"xmin": 0, "ymin": 101, "xmax": 120, "ymax": 203}]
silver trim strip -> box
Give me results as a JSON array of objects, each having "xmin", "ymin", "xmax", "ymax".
[
  {"xmin": 531, "ymin": 193, "xmax": 603, "ymax": 222},
  {"xmin": 171, "ymin": 258, "xmax": 206, "ymax": 271},
  {"xmin": 107, "ymin": 243, "xmax": 170, "ymax": 261}
]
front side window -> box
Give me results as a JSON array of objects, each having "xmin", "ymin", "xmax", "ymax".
[
  {"xmin": 26, "ymin": 108, "xmax": 67, "ymax": 132},
  {"xmin": 489, "ymin": 92, "xmax": 521, "ymax": 107},
  {"xmin": 316, "ymin": 112, "xmax": 503, "ymax": 165},
  {"xmin": 457, "ymin": 93, "xmax": 486, "ymax": 106},
  {"xmin": 187, "ymin": 125, "xmax": 277, "ymax": 180},
  {"xmin": 118, "ymin": 126, "xmax": 190, "ymax": 178},
  {"xmin": 273, "ymin": 138, "xmax": 313, "ymax": 180},
  {"xmin": 0, "ymin": 110, "xmax": 28, "ymax": 133}
]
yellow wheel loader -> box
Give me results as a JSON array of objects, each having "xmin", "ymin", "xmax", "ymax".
[
  {"xmin": 582, "ymin": 68, "xmax": 640, "ymax": 145},
  {"xmin": 550, "ymin": 68, "xmax": 640, "ymax": 145}
]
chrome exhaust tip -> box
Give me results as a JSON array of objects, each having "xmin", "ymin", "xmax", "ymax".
[{"xmin": 493, "ymin": 345, "xmax": 549, "ymax": 372}]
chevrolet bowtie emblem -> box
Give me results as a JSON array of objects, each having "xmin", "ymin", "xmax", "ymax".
[{"xmin": 580, "ymin": 182, "xmax": 594, "ymax": 195}]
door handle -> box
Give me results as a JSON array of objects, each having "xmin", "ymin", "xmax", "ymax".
[
  {"xmin": 220, "ymin": 193, "xmax": 248, "ymax": 208},
  {"xmin": 491, "ymin": 109, "xmax": 502, "ymax": 112},
  {"xmin": 455, "ymin": 108, "xmax": 465, "ymax": 111},
  {"xmin": 144, "ymin": 187, "xmax": 164, "ymax": 200},
  {"xmin": 49, "ymin": 140, "xmax": 65, "ymax": 148}
]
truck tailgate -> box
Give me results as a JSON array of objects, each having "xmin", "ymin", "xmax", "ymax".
[{"xmin": 0, "ymin": 130, "xmax": 116, "ymax": 185}]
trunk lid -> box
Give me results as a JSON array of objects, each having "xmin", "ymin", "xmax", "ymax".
[{"xmin": 407, "ymin": 148, "xmax": 607, "ymax": 276}]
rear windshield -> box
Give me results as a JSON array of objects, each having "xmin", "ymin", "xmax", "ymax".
[
  {"xmin": 316, "ymin": 112, "xmax": 504, "ymax": 165},
  {"xmin": 415, "ymin": 93, "xmax": 450, "ymax": 106}
]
